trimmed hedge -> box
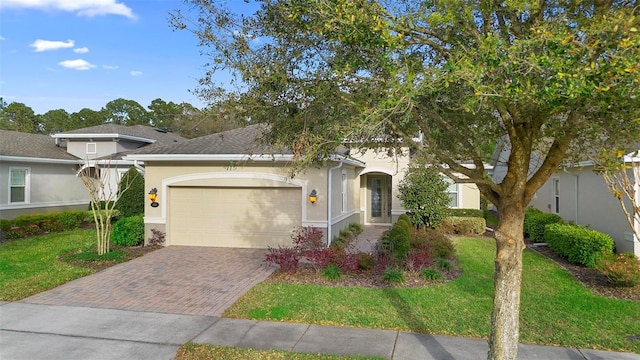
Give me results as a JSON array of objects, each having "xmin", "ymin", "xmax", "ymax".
[
  {"xmin": 111, "ymin": 215, "xmax": 145, "ymax": 247},
  {"xmin": 380, "ymin": 223, "xmax": 411, "ymax": 260},
  {"xmin": 441, "ymin": 216, "xmax": 486, "ymax": 235},
  {"xmin": 0, "ymin": 211, "xmax": 93, "ymax": 239},
  {"xmin": 524, "ymin": 211, "xmax": 563, "ymax": 242},
  {"xmin": 448, "ymin": 208, "xmax": 484, "ymax": 218},
  {"xmin": 544, "ymin": 223, "xmax": 614, "ymax": 268}
]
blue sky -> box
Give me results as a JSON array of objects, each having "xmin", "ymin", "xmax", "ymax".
[{"xmin": 0, "ymin": 0, "xmax": 230, "ymax": 114}]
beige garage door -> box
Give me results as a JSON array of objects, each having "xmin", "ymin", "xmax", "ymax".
[{"xmin": 168, "ymin": 186, "xmax": 302, "ymax": 248}]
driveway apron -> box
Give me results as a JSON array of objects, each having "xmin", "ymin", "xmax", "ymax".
[{"xmin": 21, "ymin": 246, "xmax": 274, "ymax": 316}]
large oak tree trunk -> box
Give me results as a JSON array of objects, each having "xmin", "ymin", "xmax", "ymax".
[{"xmin": 488, "ymin": 200, "xmax": 526, "ymax": 360}]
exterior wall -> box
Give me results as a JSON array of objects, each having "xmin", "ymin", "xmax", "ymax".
[
  {"xmin": 529, "ymin": 166, "xmax": 639, "ymax": 256},
  {"xmin": 0, "ymin": 160, "xmax": 89, "ymax": 219},
  {"xmin": 142, "ymin": 160, "xmax": 362, "ymax": 246},
  {"xmin": 67, "ymin": 140, "xmax": 146, "ymax": 160},
  {"xmin": 458, "ymin": 182, "xmax": 481, "ymax": 209}
]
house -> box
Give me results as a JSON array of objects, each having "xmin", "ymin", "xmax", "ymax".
[
  {"xmin": 125, "ymin": 124, "xmax": 481, "ymax": 248},
  {"xmin": 528, "ymin": 158, "xmax": 640, "ymax": 256},
  {"xmin": 491, "ymin": 138, "xmax": 640, "ymax": 256},
  {"xmin": 0, "ymin": 125, "xmax": 186, "ymax": 219},
  {"xmin": 0, "ymin": 130, "xmax": 86, "ymax": 219}
]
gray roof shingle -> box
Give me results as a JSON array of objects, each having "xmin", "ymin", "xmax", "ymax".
[
  {"xmin": 0, "ymin": 130, "xmax": 79, "ymax": 160},
  {"xmin": 55, "ymin": 124, "xmax": 185, "ymax": 144},
  {"xmin": 133, "ymin": 124, "xmax": 291, "ymax": 155}
]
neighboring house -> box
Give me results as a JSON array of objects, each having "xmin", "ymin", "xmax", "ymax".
[
  {"xmin": 528, "ymin": 158, "xmax": 640, "ymax": 256},
  {"xmin": 0, "ymin": 125, "xmax": 186, "ymax": 220},
  {"xmin": 491, "ymin": 138, "xmax": 640, "ymax": 256},
  {"xmin": 125, "ymin": 124, "xmax": 480, "ymax": 248},
  {"xmin": 0, "ymin": 130, "xmax": 86, "ymax": 219}
]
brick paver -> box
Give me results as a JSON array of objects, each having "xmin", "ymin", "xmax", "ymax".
[{"xmin": 22, "ymin": 247, "xmax": 274, "ymax": 316}]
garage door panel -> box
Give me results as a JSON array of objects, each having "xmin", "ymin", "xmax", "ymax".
[{"xmin": 169, "ymin": 187, "xmax": 301, "ymax": 248}]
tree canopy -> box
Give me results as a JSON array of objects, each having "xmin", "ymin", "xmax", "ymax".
[{"xmin": 171, "ymin": 1, "xmax": 640, "ymax": 358}]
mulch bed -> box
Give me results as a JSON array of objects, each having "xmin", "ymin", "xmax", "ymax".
[{"xmin": 59, "ymin": 245, "xmax": 162, "ymax": 272}]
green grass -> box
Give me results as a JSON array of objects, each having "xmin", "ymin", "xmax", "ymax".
[
  {"xmin": 175, "ymin": 343, "xmax": 384, "ymax": 360},
  {"xmin": 0, "ymin": 229, "xmax": 96, "ymax": 301},
  {"xmin": 225, "ymin": 237, "xmax": 640, "ymax": 353},
  {"xmin": 485, "ymin": 213, "xmax": 498, "ymax": 227}
]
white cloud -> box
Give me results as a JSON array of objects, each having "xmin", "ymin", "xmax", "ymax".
[
  {"xmin": 31, "ymin": 39, "xmax": 74, "ymax": 52},
  {"xmin": 73, "ymin": 47, "xmax": 89, "ymax": 53},
  {"xmin": 103, "ymin": 65, "xmax": 119, "ymax": 70},
  {"xmin": 59, "ymin": 59, "xmax": 96, "ymax": 70},
  {"xmin": 1, "ymin": 0, "xmax": 137, "ymax": 19},
  {"xmin": 0, "ymin": 36, "xmax": 5, "ymax": 40},
  {"xmin": 130, "ymin": 70, "xmax": 142, "ymax": 76}
]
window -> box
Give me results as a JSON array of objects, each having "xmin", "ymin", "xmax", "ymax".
[
  {"xmin": 553, "ymin": 178, "xmax": 560, "ymax": 214},
  {"xmin": 10, "ymin": 168, "xmax": 29, "ymax": 203},
  {"xmin": 86, "ymin": 143, "xmax": 97, "ymax": 155},
  {"xmin": 444, "ymin": 177, "xmax": 459, "ymax": 208},
  {"xmin": 341, "ymin": 171, "xmax": 348, "ymax": 213}
]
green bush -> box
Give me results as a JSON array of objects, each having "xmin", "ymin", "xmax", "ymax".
[
  {"xmin": 448, "ymin": 208, "xmax": 484, "ymax": 218},
  {"xmin": 348, "ymin": 222, "xmax": 363, "ymax": 235},
  {"xmin": 436, "ymin": 258, "xmax": 454, "ymax": 270},
  {"xmin": 322, "ymin": 264, "xmax": 343, "ymax": 281},
  {"xmin": 0, "ymin": 210, "xmax": 90, "ymax": 238},
  {"xmin": 526, "ymin": 212, "xmax": 563, "ymax": 242},
  {"xmin": 409, "ymin": 229, "xmax": 456, "ymax": 259},
  {"xmin": 397, "ymin": 165, "xmax": 451, "ymax": 228},
  {"xmin": 115, "ymin": 168, "xmax": 145, "ymax": 217},
  {"xmin": 442, "ymin": 216, "xmax": 486, "ymax": 235},
  {"xmin": 382, "ymin": 267, "xmax": 405, "ymax": 284},
  {"xmin": 544, "ymin": 223, "xmax": 614, "ymax": 267},
  {"xmin": 421, "ymin": 267, "xmax": 444, "ymax": 281},
  {"xmin": 523, "ymin": 207, "xmax": 544, "ymax": 236},
  {"xmin": 111, "ymin": 215, "xmax": 145, "ymax": 247},
  {"xmin": 380, "ymin": 223, "xmax": 411, "ymax": 260}
]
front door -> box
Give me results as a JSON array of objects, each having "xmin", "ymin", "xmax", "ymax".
[{"xmin": 367, "ymin": 175, "xmax": 391, "ymax": 224}]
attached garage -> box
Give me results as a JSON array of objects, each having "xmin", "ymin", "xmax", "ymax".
[{"xmin": 168, "ymin": 186, "xmax": 302, "ymax": 248}]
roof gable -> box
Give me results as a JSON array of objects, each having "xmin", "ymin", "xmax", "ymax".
[{"xmin": 0, "ymin": 130, "xmax": 79, "ymax": 160}]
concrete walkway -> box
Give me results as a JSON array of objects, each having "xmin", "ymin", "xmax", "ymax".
[{"xmin": 1, "ymin": 302, "xmax": 638, "ymax": 360}]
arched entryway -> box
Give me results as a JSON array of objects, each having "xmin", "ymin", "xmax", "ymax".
[{"xmin": 361, "ymin": 172, "xmax": 393, "ymax": 224}]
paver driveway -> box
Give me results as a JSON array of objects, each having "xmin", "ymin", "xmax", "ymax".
[{"xmin": 21, "ymin": 246, "xmax": 274, "ymax": 316}]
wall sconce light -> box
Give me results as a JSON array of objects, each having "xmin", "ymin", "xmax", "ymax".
[
  {"xmin": 308, "ymin": 189, "xmax": 317, "ymax": 204},
  {"xmin": 148, "ymin": 188, "xmax": 159, "ymax": 208}
]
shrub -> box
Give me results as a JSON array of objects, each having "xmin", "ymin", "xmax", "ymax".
[
  {"xmin": 596, "ymin": 252, "xmax": 640, "ymax": 287},
  {"xmin": 397, "ymin": 213, "xmax": 412, "ymax": 227},
  {"xmin": 397, "ymin": 165, "xmax": 451, "ymax": 228},
  {"xmin": 409, "ymin": 228, "xmax": 456, "ymax": 259},
  {"xmin": 380, "ymin": 224, "xmax": 411, "ymax": 260},
  {"xmin": 292, "ymin": 226, "xmax": 325, "ymax": 250},
  {"xmin": 442, "ymin": 216, "xmax": 486, "ymax": 235},
  {"xmin": 405, "ymin": 249, "xmax": 434, "ymax": 272},
  {"xmin": 115, "ymin": 168, "xmax": 145, "ymax": 217},
  {"xmin": 448, "ymin": 208, "xmax": 484, "ymax": 218},
  {"xmin": 357, "ymin": 253, "xmax": 376, "ymax": 271},
  {"xmin": 422, "ymin": 267, "xmax": 444, "ymax": 281},
  {"xmin": 337, "ymin": 253, "xmax": 361, "ymax": 272},
  {"xmin": 148, "ymin": 228, "xmax": 166, "ymax": 246},
  {"xmin": 382, "ymin": 267, "xmax": 405, "ymax": 284},
  {"xmin": 58, "ymin": 211, "xmax": 84, "ymax": 230},
  {"xmin": 111, "ymin": 215, "xmax": 145, "ymax": 247},
  {"xmin": 322, "ymin": 264, "xmax": 343, "ymax": 280},
  {"xmin": 436, "ymin": 258, "xmax": 454, "ymax": 270},
  {"xmin": 264, "ymin": 246, "xmax": 300, "ymax": 274},
  {"xmin": 544, "ymin": 223, "xmax": 614, "ymax": 267},
  {"xmin": 526, "ymin": 212, "xmax": 563, "ymax": 242},
  {"xmin": 348, "ymin": 222, "xmax": 363, "ymax": 235}
]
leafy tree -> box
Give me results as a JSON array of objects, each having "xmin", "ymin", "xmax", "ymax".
[
  {"xmin": 115, "ymin": 168, "xmax": 145, "ymax": 217},
  {"xmin": 147, "ymin": 98, "xmax": 181, "ymax": 129},
  {"xmin": 397, "ymin": 165, "xmax": 451, "ymax": 229},
  {"xmin": 153, "ymin": 3, "xmax": 640, "ymax": 357},
  {"xmin": 103, "ymin": 98, "xmax": 150, "ymax": 126},
  {"xmin": 70, "ymin": 108, "xmax": 105, "ymax": 129},
  {"xmin": 41, "ymin": 109, "xmax": 71, "ymax": 133},
  {"xmin": 0, "ymin": 102, "xmax": 42, "ymax": 133}
]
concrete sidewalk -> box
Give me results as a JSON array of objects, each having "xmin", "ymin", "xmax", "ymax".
[{"xmin": 1, "ymin": 302, "xmax": 638, "ymax": 360}]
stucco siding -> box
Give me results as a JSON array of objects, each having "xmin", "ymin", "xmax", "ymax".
[
  {"xmin": 459, "ymin": 183, "xmax": 481, "ymax": 209},
  {"xmin": 66, "ymin": 141, "xmax": 119, "ymax": 160},
  {"xmin": 0, "ymin": 160, "xmax": 89, "ymax": 219}
]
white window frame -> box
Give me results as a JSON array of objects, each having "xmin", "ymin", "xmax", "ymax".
[
  {"xmin": 444, "ymin": 177, "xmax": 459, "ymax": 208},
  {"xmin": 552, "ymin": 178, "xmax": 560, "ymax": 214},
  {"xmin": 341, "ymin": 170, "xmax": 348, "ymax": 213},
  {"xmin": 86, "ymin": 143, "xmax": 97, "ymax": 155},
  {"xmin": 9, "ymin": 167, "xmax": 30, "ymax": 204}
]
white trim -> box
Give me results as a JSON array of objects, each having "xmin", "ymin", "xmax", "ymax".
[
  {"xmin": 125, "ymin": 154, "xmax": 295, "ymax": 162},
  {"xmin": 331, "ymin": 209, "xmax": 359, "ymax": 224},
  {"xmin": 341, "ymin": 169, "xmax": 348, "ymax": 213},
  {"xmin": 86, "ymin": 143, "xmax": 97, "ymax": 155},
  {"xmin": 52, "ymin": 133, "xmax": 156, "ymax": 144},
  {"xmin": 359, "ymin": 167, "xmax": 395, "ymax": 176},
  {"xmin": 303, "ymin": 220, "xmax": 328, "ymax": 228},
  {"xmin": 144, "ymin": 216, "xmax": 166, "ymax": 224},
  {"xmin": 0, "ymin": 155, "xmax": 81, "ymax": 164},
  {"xmin": 9, "ymin": 167, "xmax": 30, "ymax": 204},
  {"xmin": 391, "ymin": 209, "xmax": 407, "ymax": 215},
  {"xmin": 0, "ymin": 199, "xmax": 87, "ymax": 210}
]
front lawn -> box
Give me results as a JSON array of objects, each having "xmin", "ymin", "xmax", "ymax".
[
  {"xmin": 225, "ymin": 237, "xmax": 640, "ymax": 353},
  {"xmin": 175, "ymin": 344, "xmax": 384, "ymax": 360}
]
